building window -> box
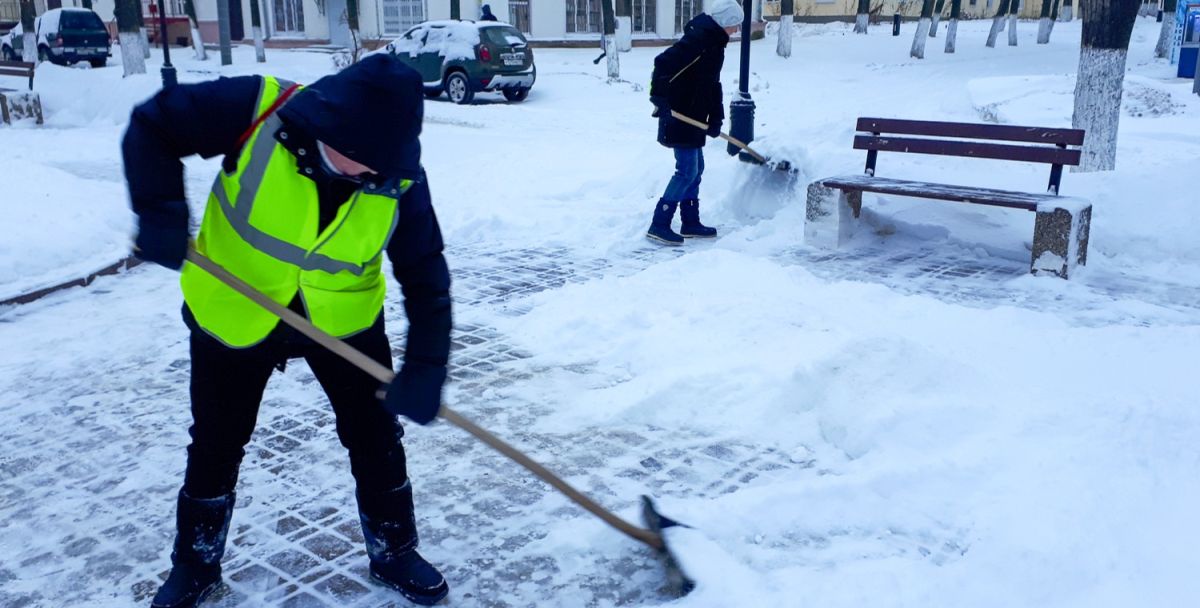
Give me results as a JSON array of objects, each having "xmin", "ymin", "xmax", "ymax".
[
  {"xmin": 566, "ymin": 0, "xmax": 603, "ymax": 33},
  {"xmin": 509, "ymin": 0, "xmax": 531, "ymax": 33},
  {"xmin": 382, "ymin": 0, "xmax": 425, "ymax": 36},
  {"xmin": 675, "ymin": 0, "xmax": 700, "ymax": 34},
  {"xmin": 617, "ymin": 0, "xmax": 657, "ymax": 33}
]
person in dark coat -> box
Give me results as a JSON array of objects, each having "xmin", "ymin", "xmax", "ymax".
[
  {"xmin": 646, "ymin": 0, "xmax": 743, "ymax": 245},
  {"xmin": 122, "ymin": 54, "xmax": 452, "ymax": 608},
  {"xmin": 479, "ymin": 4, "xmax": 499, "ymax": 21}
]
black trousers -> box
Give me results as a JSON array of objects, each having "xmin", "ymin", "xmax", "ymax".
[{"xmin": 183, "ymin": 313, "xmax": 408, "ymax": 499}]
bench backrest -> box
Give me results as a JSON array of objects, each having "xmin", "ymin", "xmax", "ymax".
[
  {"xmin": 854, "ymin": 117, "xmax": 1085, "ymax": 194},
  {"xmin": 0, "ymin": 60, "xmax": 35, "ymax": 90}
]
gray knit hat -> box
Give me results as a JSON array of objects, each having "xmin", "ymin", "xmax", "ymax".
[{"xmin": 707, "ymin": 0, "xmax": 743, "ymax": 28}]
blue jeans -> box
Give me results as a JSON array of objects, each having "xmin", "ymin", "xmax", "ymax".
[{"xmin": 661, "ymin": 147, "xmax": 704, "ymax": 203}]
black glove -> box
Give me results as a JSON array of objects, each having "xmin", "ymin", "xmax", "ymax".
[
  {"xmin": 650, "ymin": 95, "xmax": 670, "ymax": 117},
  {"xmin": 707, "ymin": 120, "xmax": 723, "ymax": 138},
  {"xmin": 382, "ymin": 361, "xmax": 446, "ymax": 425},
  {"xmin": 134, "ymin": 200, "xmax": 190, "ymax": 270}
]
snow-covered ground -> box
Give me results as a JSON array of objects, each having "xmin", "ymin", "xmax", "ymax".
[{"xmin": 2, "ymin": 16, "xmax": 1198, "ymax": 608}]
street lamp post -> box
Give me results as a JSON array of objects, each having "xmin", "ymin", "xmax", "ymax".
[
  {"xmin": 727, "ymin": 0, "xmax": 756, "ymax": 161},
  {"xmin": 156, "ymin": 0, "xmax": 177, "ymax": 87}
]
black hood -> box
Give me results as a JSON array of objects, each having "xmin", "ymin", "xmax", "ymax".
[
  {"xmin": 278, "ymin": 53, "xmax": 424, "ymax": 180},
  {"xmin": 682, "ymin": 13, "xmax": 730, "ymax": 48}
]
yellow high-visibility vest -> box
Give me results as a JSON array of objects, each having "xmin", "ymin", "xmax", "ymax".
[{"xmin": 181, "ymin": 76, "xmax": 412, "ymax": 348}]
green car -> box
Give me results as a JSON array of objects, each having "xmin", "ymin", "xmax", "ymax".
[{"xmin": 383, "ymin": 20, "xmax": 535, "ymax": 105}]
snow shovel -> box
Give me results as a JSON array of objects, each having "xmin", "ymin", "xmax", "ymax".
[
  {"xmin": 671, "ymin": 110, "xmax": 796, "ymax": 173},
  {"xmin": 184, "ymin": 248, "xmax": 696, "ymax": 595}
]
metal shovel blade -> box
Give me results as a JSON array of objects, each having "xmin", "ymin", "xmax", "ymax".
[{"xmin": 641, "ymin": 495, "xmax": 696, "ymax": 595}]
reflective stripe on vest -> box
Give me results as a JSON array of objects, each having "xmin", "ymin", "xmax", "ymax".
[{"xmin": 181, "ymin": 75, "xmax": 413, "ymax": 348}]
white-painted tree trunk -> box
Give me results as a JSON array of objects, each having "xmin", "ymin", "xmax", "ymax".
[
  {"xmin": 190, "ymin": 24, "xmax": 207, "ymax": 60},
  {"xmin": 987, "ymin": 15, "xmax": 1005, "ymax": 46},
  {"xmin": 1060, "ymin": 6, "xmax": 1072, "ymax": 20},
  {"xmin": 911, "ymin": 17, "xmax": 932, "ymax": 57},
  {"xmin": 1007, "ymin": 14, "xmax": 1018, "ymax": 46},
  {"xmin": 21, "ymin": 32, "xmax": 36, "ymax": 63},
  {"xmin": 605, "ymin": 35, "xmax": 619, "ymax": 81},
  {"xmin": 1037, "ymin": 17, "xmax": 1053, "ymax": 43},
  {"xmin": 930, "ymin": 12, "xmax": 941, "ymax": 37},
  {"xmin": 253, "ymin": 26, "xmax": 266, "ymax": 63},
  {"xmin": 1072, "ymin": 47, "xmax": 1127, "ymax": 172},
  {"xmin": 140, "ymin": 27, "xmax": 150, "ymax": 59},
  {"xmin": 777, "ymin": 15, "xmax": 793, "ymax": 57},
  {"xmin": 119, "ymin": 31, "xmax": 147, "ymax": 76},
  {"xmin": 1154, "ymin": 14, "xmax": 1175, "ymax": 57},
  {"xmin": 854, "ymin": 13, "xmax": 869, "ymax": 33},
  {"xmin": 945, "ymin": 19, "xmax": 958, "ymax": 52},
  {"xmin": 1194, "ymin": 62, "xmax": 1200, "ymax": 96}
]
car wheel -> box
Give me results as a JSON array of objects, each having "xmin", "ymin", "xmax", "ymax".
[
  {"xmin": 1, "ymin": 46, "xmax": 15, "ymax": 61},
  {"xmin": 423, "ymin": 87, "xmax": 442, "ymax": 99},
  {"xmin": 89, "ymin": 58, "xmax": 106, "ymax": 68},
  {"xmin": 37, "ymin": 45, "xmax": 48, "ymax": 63},
  {"xmin": 445, "ymin": 72, "xmax": 474, "ymax": 105},
  {"xmin": 502, "ymin": 87, "xmax": 530, "ymax": 102}
]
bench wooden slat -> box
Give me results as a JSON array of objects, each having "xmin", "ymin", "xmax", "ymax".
[
  {"xmin": 819, "ymin": 174, "xmax": 1067, "ymax": 211},
  {"xmin": 854, "ymin": 135, "xmax": 1082, "ymax": 166},
  {"xmin": 0, "ymin": 68, "xmax": 33, "ymax": 76},
  {"xmin": 856, "ymin": 117, "xmax": 1085, "ymax": 146}
]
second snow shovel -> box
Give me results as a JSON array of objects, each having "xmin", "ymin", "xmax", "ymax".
[
  {"xmin": 671, "ymin": 110, "xmax": 796, "ymax": 173},
  {"xmin": 184, "ymin": 248, "xmax": 696, "ymax": 595}
]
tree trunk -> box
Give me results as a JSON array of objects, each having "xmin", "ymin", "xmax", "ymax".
[
  {"xmin": 1060, "ymin": 0, "xmax": 1073, "ymax": 21},
  {"xmin": 855, "ymin": 0, "xmax": 870, "ymax": 33},
  {"xmin": 250, "ymin": 0, "xmax": 266, "ymax": 62},
  {"xmin": 184, "ymin": 0, "xmax": 207, "ymax": 60},
  {"xmin": 777, "ymin": 0, "xmax": 793, "ymax": 57},
  {"xmin": 217, "ymin": 0, "xmax": 233, "ymax": 65},
  {"xmin": 1155, "ymin": 0, "xmax": 1177, "ymax": 57},
  {"xmin": 601, "ymin": 0, "xmax": 619, "ymax": 80},
  {"xmin": 911, "ymin": 0, "xmax": 935, "ymax": 57},
  {"xmin": 135, "ymin": 8, "xmax": 150, "ymax": 59},
  {"xmin": 1037, "ymin": 0, "xmax": 1053, "ymax": 43},
  {"xmin": 1007, "ymin": 0, "xmax": 1019, "ymax": 46},
  {"xmin": 930, "ymin": 0, "xmax": 946, "ymax": 36},
  {"xmin": 1072, "ymin": 0, "xmax": 1140, "ymax": 172},
  {"xmin": 19, "ymin": 0, "xmax": 36, "ymax": 62},
  {"xmin": 451, "ymin": 0, "xmax": 460, "ymax": 20},
  {"xmin": 987, "ymin": 0, "xmax": 1012, "ymax": 47},
  {"xmin": 114, "ymin": 0, "xmax": 146, "ymax": 75},
  {"xmin": 945, "ymin": 0, "xmax": 962, "ymax": 52}
]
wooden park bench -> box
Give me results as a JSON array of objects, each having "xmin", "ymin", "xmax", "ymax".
[
  {"xmin": 806, "ymin": 117, "xmax": 1091, "ymax": 279},
  {"xmin": 0, "ymin": 59, "xmax": 43, "ymax": 125}
]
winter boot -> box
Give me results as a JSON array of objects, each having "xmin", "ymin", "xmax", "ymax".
[
  {"xmin": 150, "ymin": 490, "xmax": 235, "ymax": 608},
  {"xmin": 678, "ymin": 199, "xmax": 717, "ymax": 238},
  {"xmin": 646, "ymin": 199, "xmax": 684, "ymax": 246},
  {"xmin": 358, "ymin": 482, "xmax": 449, "ymax": 606}
]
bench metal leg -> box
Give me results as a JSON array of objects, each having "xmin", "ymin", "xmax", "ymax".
[
  {"xmin": 1031, "ymin": 204, "xmax": 1091, "ymax": 279},
  {"xmin": 805, "ymin": 182, "xmax": 862, "ymax": 248}
]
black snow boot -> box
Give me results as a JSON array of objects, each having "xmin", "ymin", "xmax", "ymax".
[
  {"xmin": 359, "ymin": 482, "xmax": 449, "ymax": 606},
  {"xmin": 646, "ymin": 199, "xmax": 684, "ymax": 246},
  {"xmin": 150, "ymin": 490, "xmax": 235, "ymax": 608},
  {"xmin": 678, "ymin": 199, "xmax": 717, "ymax": 238}
]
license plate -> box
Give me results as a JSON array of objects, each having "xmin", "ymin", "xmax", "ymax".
[{"xmin": 501, "ymin": 53, "xmax": 524, "ymax": 66}]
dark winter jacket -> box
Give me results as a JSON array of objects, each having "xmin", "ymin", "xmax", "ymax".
[
  {"xmin": 649, "ymin": 13, "xmax": 729, "ymax": 149},
  {"xmin": 121, "ymin": 66, "xmax": 452, "ymax": 372},
  {"xmin": 480, "ymin": 4, "xmax": 498, "ymax": 21}
]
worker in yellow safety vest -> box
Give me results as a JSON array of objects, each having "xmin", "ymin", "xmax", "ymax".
[{"xmin": 122, "ymin": 54, "xmax": 451, "ymax": 608}]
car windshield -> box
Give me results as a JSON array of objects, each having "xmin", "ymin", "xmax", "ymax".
[
  {"xmin": 61, "ymin": 11, "xmax": 105, "ymax": 30},
  {"xmin": 481, "ymin": 26, "xmax": 525, "ymax": 47}
]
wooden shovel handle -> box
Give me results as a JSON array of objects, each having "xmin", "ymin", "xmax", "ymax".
[
  {"xmin": 670, "ymin": 110, "xmax": 769, "ymax": 164},
  {"xmin": 184, "ymin": 248, "xmax": 663, "ymax": 550}
]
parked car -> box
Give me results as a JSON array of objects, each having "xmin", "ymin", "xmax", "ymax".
[
  {"xmin": 1, "ymin": 8, "xmax": 111, "ymax": 67},
  {"xmin": 382, "ymin": 20, "xmax": 535, "ymax": 105}
]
